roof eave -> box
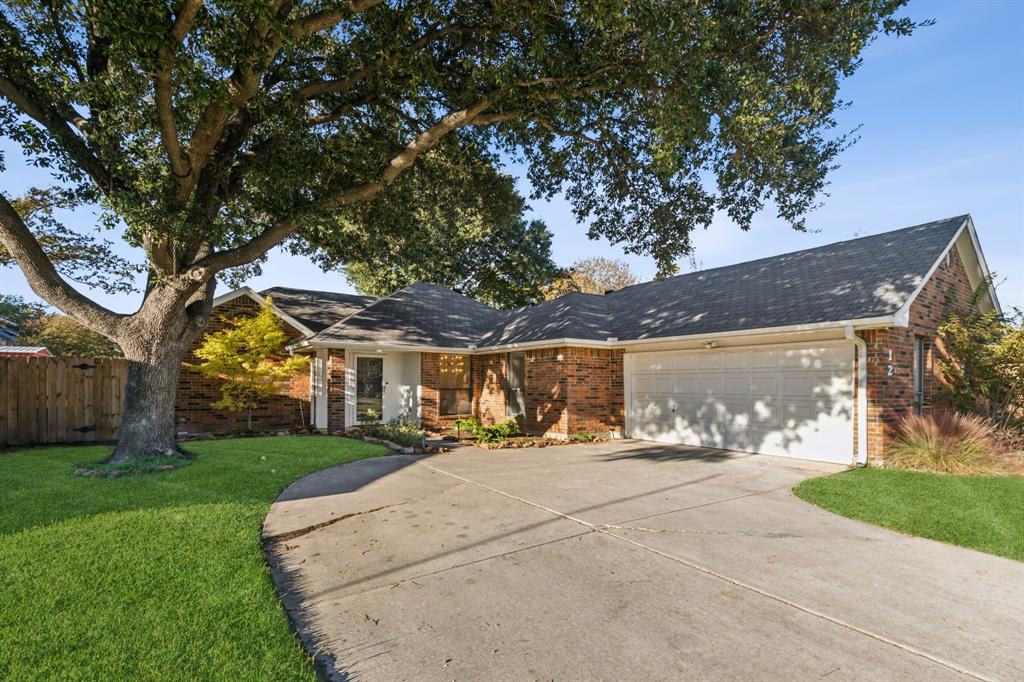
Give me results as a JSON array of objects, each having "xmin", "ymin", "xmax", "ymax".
[{"xmin": 290, "ymin": 316, "xmax": 898, "ymax": 354}]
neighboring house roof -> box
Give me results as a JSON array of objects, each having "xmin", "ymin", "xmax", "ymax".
[
  {"xmin": 260, "ymin": 287, "xmax": 376, "ymax": 333},
  {"xmin": 312, "ymin": 282, "xmax": 507, "ymax": 348},
  {"xmin": 283, "ymin": 214, "xmax": 993, "ymax": 351},
  {"xmin": 0, "ymin": 346, "xmax": 52, "ymax": 356}
]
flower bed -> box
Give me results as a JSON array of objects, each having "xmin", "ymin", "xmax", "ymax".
[{"xmin": 442, "ymin": 430, "xmax": 613, "ymax": 450}]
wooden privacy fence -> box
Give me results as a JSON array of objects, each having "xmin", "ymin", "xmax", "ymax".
[{"xmin": 1, "ymin": 356, "xmax": 128, "ymax": 446}]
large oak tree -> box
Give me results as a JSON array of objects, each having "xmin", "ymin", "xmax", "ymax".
[{"xmin": 0, "ymin": 0, "xmax": 924, "ymax": 461}]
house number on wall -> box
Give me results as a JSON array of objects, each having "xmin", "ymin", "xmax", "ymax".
[{"xmin": 887, "ymin": 349, "xmax": 894, "ymax": 377}]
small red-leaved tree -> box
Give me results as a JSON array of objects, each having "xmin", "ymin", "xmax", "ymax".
[{"xmin": 0, "ymin": 1, "xmax": 927, "ymax": 461}]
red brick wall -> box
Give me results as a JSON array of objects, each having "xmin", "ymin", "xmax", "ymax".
[
  {"xmin": 523, "ymin": 348, "xmax": 570, "ymax": 437},
  {"xmin": 327, "ymin": 350, "xmax": 346, "ymax": 433},
  {"xmin": 420, "ymin": 347, "xmax": 625, "ymax": 438},
  {"xmin": 175, "ymin": 297, "xmax": 311, "ymax": 434},
  {"xmin": 566, "ymin": 348, "xmax": 624, "ymax": 436},
  {"xmin": 420, "ymin": 353, "xmax": 439, "ymax": 430},
  {"xmin": 856, "ymin": 244, "xmax": 978, "ymax": 463}
]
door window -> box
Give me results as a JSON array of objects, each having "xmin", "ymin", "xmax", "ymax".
[{"xmin": 356, "ymin": 356, "xmax": 384, "ymax": 422}]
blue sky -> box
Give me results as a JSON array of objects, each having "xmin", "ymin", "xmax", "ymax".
[{"xmin": 2, "ymin": 0, "xmax": 1022, "ymax": 313}]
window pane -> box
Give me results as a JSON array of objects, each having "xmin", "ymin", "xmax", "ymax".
[
  {"xmin": 356, "ymin": 356, "xmax": 384, "ymax": 421},
  {"xmin": 439, "ymin": 354, "xmax": 469, "ymax": 389},
  {"xmin": 507, "ymin": 353, "xmax": 525, "ymax": 417},
  {"xmin": 440, "ymin": 389, "xmax": 471, "ymax": 415},
  {"xmin": 913, "ymin": 337, "xmax": 924, "ymax": 415}
]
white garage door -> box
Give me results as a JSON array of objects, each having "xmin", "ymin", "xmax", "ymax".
[{"xmin": 627, "ymin": 343, "xmax": 854, "ymax": 464}]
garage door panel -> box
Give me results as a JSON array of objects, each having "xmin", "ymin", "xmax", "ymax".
[
  {"xmin": 654, "ymin": 376, "xmax": 675, "ymax": 393},
  {"xmin": 699, "ymin": 376, "xmax": 721, "ymax": 394},
  {"xmin": 750, "ymin": 376, "xmax": 778, "ymax": 396},
  {"xmin": 633, "ymin": 376, "xmax": 655, "ymax": 393},
  {"xmin": 750, "ymin": 399, "xmax": 778, "ymax": 425},
  {"xmin": 723, "ymin": 376, "xmax": 749, "ymax": 396},
  {"xmin": 674, "ymin": 354, "xmax": 698, "ymax": 370},
  {"xmin": 724, "ymin": 353, "xmax": 749, "ymax": 370},
  {"xmin": 678, "ymin": 376, "xmax": 700, "ymax": 393},
  {"xmin": 782, "ymin": 375, "xmax": 813, "ymax": 397},
  {"xmin": 813, "ymin": 374, "xmax": 854, "ymax": 400},
  {"xmin": 699, "ymin": 353, "xmax": 723, "ymax": 370},
  {"xmin": 750, "ymin": 349, "xmax": 779, "ymax": 368},
  {"xmin": 628, "ymin": 343, "xmax": 853, "ymax": 464}
]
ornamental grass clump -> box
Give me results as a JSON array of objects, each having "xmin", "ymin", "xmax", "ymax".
[{"xmin": 888, "ymin": 412, "xmax": 998, "ymax": 475}]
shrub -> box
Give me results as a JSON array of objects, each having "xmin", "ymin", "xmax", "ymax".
[
  {"xmin": 937, "ymin": 280, "xmax": 1023, "ymax": 431},
  {"xmin": 888, "ymin": 412, "xmax": 998, "ymax": 475},
  {"xmin": 452, "ymin": 417, "xmax": 521, "ymax": 443},
  {"xmin": 363, "ymin": 416, "xmax": 425, "ymax": 448}
]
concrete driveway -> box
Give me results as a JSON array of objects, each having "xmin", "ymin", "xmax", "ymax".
[{"xmin": 264, "ymin": 441, "xmax": 1024, "ymax": 681}]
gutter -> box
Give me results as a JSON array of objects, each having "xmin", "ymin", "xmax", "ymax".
[{"xmin": 845, "ymin": 325, "xmax": 869, "ymax": 467}]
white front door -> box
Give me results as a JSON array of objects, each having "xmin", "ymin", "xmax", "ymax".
[
  {"xmin": 344, "ymin": 351, "xmax": 421, "ymax": 427},
  {"xmin": 626, "ymin": 343, "xmax": 855, "ymax": 464}
]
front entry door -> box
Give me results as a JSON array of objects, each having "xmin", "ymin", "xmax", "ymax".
[{"xmin": 356, "ymin": 356, "xmax": 384, "ymax": 422}]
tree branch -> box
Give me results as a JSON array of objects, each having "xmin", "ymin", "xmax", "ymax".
[
  {"xmin": 0, "ymin": 75, "xmax": 116, "ymax": 194},
  {"xmin": 154, "ymin": 0, "xmax": 204, "ymax": 182},
  {"xmin": 324, "ymin": 99, "xmax": 492, "ymax": 206},
  {"xmin": 290, "ymin": 0, "xmax": 383, "ymax": 38},
  {"xmin": 182, "ymin": 1, "xmax": 294, "ymax": 194},
  {"xmin": 293, "ymin": 23, "xmax": 458, "ymax": 101},
  {"xmin": 189, "ymin": 100, "xmax": 491, "ymax": 276},
  {"xmin": 0, "ymin": 193, "xmax": 122, "ymax": 336},
  {"xmin": 44, "ymin": 0, "xmax": 85, "ymax": 82}
]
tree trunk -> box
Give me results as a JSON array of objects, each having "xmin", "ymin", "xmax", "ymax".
[
  {"xmin": 110, "ymin": 351, "xmax": 186, "ymax": 461},
  {"xmin": 106, "ymin": 283, "xmax": 213, "ymax": 463}
]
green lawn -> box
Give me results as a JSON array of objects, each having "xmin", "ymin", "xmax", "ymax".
[
  {"xmin": 0, "ymin": 436, "xmax": 384, "ymax": 681},
  {"xmin": 794, "ymin": 467, "xmax": 1024, "ymax": 561}
]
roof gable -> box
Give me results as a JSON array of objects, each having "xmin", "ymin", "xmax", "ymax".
[
  {"xmin": 260, "ymin": 287, "xmax": 375, "ymax": 333},
  {"xmin": 312, "ymin": 282, "xmax": 507, "ymax": 348},
  {"xmin": 479, "ymin": 293, "xmax": 612, "ymax": 347}
]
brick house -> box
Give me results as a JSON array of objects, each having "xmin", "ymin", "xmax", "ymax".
[{"xmin": 211, "ymin": 215, "xmax": 999, "ymax": 465}]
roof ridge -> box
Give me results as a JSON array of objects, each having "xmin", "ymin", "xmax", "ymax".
[
  {"xmin": 609, "ymin": 214, "xmax": 970, "ymax": 298},
  {"xmin": 261, "ymin": 285, "xmax": 375, "ymax": 300}
]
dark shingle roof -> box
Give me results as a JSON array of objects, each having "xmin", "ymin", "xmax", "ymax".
[
  {"xmin": 479, "ymin": 293, "xmax": 613, "ymax": 346},
  {"xmin": 312, "ymin": 282, "xmax": 507, "ymax": 347},
  {"xmin": 604, "ymin": 214, "xmax": 967, "ymax": 340},
  {"xmin": 301, "ymin": 215, "xmax": 969, "ymax": 348},
  {"xmin": 261, "ymin": 286, "xmax": 375, "ymax": 332}
]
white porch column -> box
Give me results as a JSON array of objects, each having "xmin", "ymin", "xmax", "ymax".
[{"xmin": 311, "ymin": 348, "xmax": 329, "ymax": 431}]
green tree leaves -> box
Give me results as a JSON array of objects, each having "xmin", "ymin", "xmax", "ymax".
[{"xmin": 191, "ymin": 299, "xmax": 308, "ymax": 430}]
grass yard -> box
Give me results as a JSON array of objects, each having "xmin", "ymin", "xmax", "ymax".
[
  {"xmin": 794, "ymin": 467, "xmax": 1024, "ymax": 561},
  {"xmin": 0, "ymin": 436, "xmax": 384, "ymax": 681}
]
